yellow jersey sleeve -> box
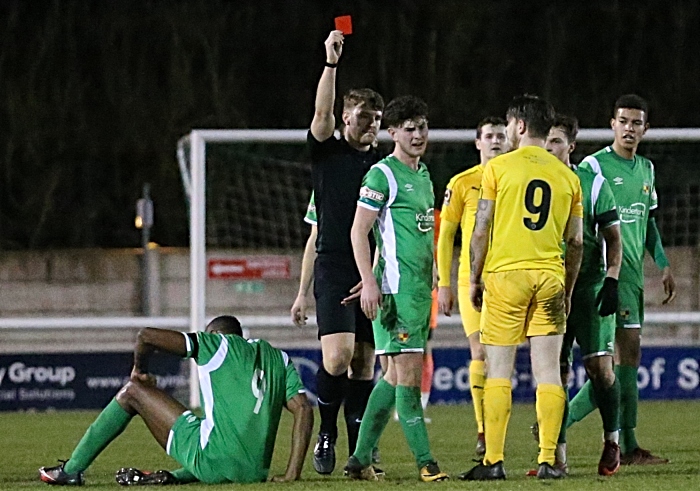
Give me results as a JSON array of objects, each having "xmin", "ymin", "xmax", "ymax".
[
  {"xmin": 441, "ymin": 176, "xmax": 465, "ymax": 224},
  {"xmin": 439, "ymin": 166, "xmax": 483, "ymax": 285},
  {"xmin": 480, "ymin": 162, "xmax": 497, "ymax": 201},
  {"xmin": 571, "ymin": 181, "xmax": 583, "ymax": 219}
]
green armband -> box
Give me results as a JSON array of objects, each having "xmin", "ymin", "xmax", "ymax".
[{"xmin": 645, "ymin": 217, "xmax": 670, "ymax": 269}]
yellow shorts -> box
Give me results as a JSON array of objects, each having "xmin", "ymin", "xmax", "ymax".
[
  {"xmin": 480, "ymin": 270, "xmax": 566, "ymax": 346},
  {"xmin": 458, "ymin": 283, "xmax": 481, "ymax": 337}
]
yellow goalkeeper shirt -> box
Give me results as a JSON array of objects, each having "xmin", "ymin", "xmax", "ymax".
[
  {"xmin": 438, "ymin": 164, "xmax": 483, "ymax": 286},
  {"xmin": 481, "ymin": 146, "xmax": 583, "ymax": 283}
]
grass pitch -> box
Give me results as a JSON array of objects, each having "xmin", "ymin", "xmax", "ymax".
[{"xmin": 4, "ymin": 401, "xmax": 699, "ymax": 490}]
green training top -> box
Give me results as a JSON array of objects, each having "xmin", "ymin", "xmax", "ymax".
[
  {"xmin": 574, "ymin": 165, "xmax": 620, "ymax": 284},
  {"xmin": 579, "ymin": 146, "xmax": 658, "ymax": 287},
  {"xmin": 357, "ymin": 155, "xmax": 434, "ymax": 298},
  {"xmin": 183, "ymin": 332, "xmax": 305, "ymax": 483}
]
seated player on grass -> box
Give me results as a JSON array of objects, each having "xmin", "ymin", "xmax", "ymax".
[{"xmin": 39, "ymin": 315, "xmax": 313, "ymax": 486}]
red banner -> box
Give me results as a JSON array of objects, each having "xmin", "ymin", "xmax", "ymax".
[{"xmin": 207, "ymin": 257, "xmax": 290, "ymax": 280}]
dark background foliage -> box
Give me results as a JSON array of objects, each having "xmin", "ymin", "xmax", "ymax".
[{"xmin": 1, "ymin": 0, "xmax": 698, "ymax": 249}]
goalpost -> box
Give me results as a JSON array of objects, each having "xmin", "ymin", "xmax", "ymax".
[{"xmin": 177, "ymin": 127, "xmax": 700, "ymax": 407}]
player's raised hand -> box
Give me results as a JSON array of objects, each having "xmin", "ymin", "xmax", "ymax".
[
  {"xmin": 437, "ymin": 286, "xmax": 453, "ymax": 316},
  {"xmin": 341, "ymin": 281, "xmax": 362, "ymax": 305},
  {"xmin": 290, "ymin": 295, "xmax": 308, "ymax": 327},
  {"xmin": 324, "ymin": 30, "xmax": 344, "ymax": 65},
  {"xmin": 469, "ymin": 281, "xmax": 483, "ymax": 312},
  {"xmin": 360, "ymin": 278, "xmax": 382, "ymax": 320},
  {"xmin": 661, "ymin": 266, "xmax": 676, "ymax": 305}
]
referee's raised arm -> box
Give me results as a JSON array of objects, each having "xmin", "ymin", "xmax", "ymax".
[{"xmin": 310, "ymin": 30, "xmax": 343, "ymax": 141}]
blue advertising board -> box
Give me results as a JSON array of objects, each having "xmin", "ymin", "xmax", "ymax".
[
  {"xmin": 0, "ymin": 353, "xmax": 186, "ymax": 411},
  {"xmin": 285, "ymin": 346, "xmax": 700, "ymax": 404},
  {"xmin": 2, "ymin": 346, "xmax": 698, "ymax": 411}
]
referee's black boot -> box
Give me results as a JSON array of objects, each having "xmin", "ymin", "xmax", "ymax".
[{"xmin": 313, "ymin": 432, "xmax": 336, "ymax": 474}]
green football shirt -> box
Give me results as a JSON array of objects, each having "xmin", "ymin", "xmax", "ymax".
[
  {"xmin": 579, "ymin": 146, "xmax": 658, "ymax": 287},
  {"xmin": 183, "ymin": 332, "xmax": 305, "ymax": 483},
  {"xmin": 304, "ymin": 192, "xmax": 317, "ymax": 225},
  {"xmin": 357, "ymin": 155, "xmax": 434, "ymax": 298},
  {"xmin": 575, "ymin": 165, "xmax": 620, "ymax": 284}
]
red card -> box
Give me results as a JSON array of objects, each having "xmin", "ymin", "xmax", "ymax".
[{"xmin": 335, "ymin": 15, "xmax": 352, "ymax": 35}]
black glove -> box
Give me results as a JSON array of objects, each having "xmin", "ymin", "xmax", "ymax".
[{"xmin": 596, "ymin": 277, "xmax": 618, "ymax": 317}]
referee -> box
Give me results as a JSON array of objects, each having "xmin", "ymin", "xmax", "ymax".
[{"xmin": 307, "ymin": 29, "xmax": 384, "ymax": 475}]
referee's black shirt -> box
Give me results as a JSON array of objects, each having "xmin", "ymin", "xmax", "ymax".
[{"xmin": 308, "ymin": 131, "xmax": 380, "ymax": 260}]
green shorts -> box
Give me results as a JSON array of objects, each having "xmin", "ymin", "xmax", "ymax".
[
  {"xmin": 373, "ymin": 293, "xmax": 431, "ymax": 355},
  {"xmin": 561, "ymin": 279, "xmax": 615, "ymax": 365},
  {"xmin": 617, "ymin": 281, "xmax": 644, "ymax": 329},
  {"xmin": 167, "ymin": 411, "xmax": 264, "ymax": 484}
]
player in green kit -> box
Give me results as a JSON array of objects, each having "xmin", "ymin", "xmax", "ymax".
[
  {"xmin": 40, "ymin": 316, "xmax": 313, "ymax": 486},
  {"xmin": 543, "ymin": 115, "xmax": 623, "ymax": 476},
  {"xmin": 291, "ymin": 193, "xmax": 318, "ymax": 327},
  {"xmin": 568, "ymin": 95, "xmax": 677, "ymax": 465},
  {"xmin": 344, "ymin": 96, "xmax": 448, "ymax": 482}
]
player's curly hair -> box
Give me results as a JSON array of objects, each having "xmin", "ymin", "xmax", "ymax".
[
  {"xmin": 614, "ymin": 94, "xmax": 649, "ymax": 122},
  {"xmin": 506, "ymin": 94, "xmax": 555, "ymax": 140},
  {"xmin": 552, "ymin": 114, "xmax": 579, "ymax": 143},
  {"xmin": 383, "ymin": 96, "xmax": 429, "ymax": 129},
  {"xmin": 207, "ymin": 315, "xmax": 243, "ymax": 336}
]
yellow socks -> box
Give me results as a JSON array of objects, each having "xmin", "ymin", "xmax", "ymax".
[
  {"xmin": 536, "ymin": 383, "xmax": 566, "ymax": 465},
  {"xmin": 469, "ymin": 360, "xmax": 486, "ymax": 433},
  {"xmin": 483, "ymin": 378, "xmax": 512, "ymax": 464}
]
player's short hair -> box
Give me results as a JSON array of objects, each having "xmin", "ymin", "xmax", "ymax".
[
  {"xmin": 614, "ymin": 94, "xmax": 649, "ymax": 121},
  {"xmin": 506, "ymin": 94, "xmax": 555, "ymax": 140},
  {"xmin": 207, "ymin": 315, "xmax": 243, "ymax": 336},
  {"xmin": 383, "ymin": 96, "xmax": 429, "ymax": 128},
  {"xmin": 552, "ymin": 114, "xmax": 579, "ymax": 143},
  {"xmin": 343, "ymin": 88, "xmax": 385, "ymax": 112},
  {"xmin": 476, "ymin": 116, "xmax": 507, "ymax": 139}
]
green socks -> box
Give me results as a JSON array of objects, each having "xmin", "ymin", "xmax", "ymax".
[
  {"xmin": 566, "ymin": 379, "xmax": 597, "ymax": 428},
  {"xmin": 396, "ymin": 385, "xmax": 434, "ymax": 469},
  {"xmin": 353, "ymin": 378, "xmax": 396, "ymax": 466},
  {"xmin": 64, "ymin": 398, "xmax": 133, "ymax": 474},
  {"xmin": 594, "ymin": 375, "xmax": 621, "ymax": 433},
  {"xmin": 617, "ymin": 365, "xmax": 639, "ymax": 453}
]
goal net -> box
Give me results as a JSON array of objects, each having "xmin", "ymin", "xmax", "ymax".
[{"xmin": 177, "ymin": 128, "xmax": 700, "ymax": 250}]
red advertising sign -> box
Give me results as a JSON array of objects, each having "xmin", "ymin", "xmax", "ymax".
[{"xmin": 208, "ymin": 256, "xmax": 290, "ymax": 280}]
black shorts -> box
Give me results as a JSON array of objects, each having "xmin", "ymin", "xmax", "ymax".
[{"xmin": 313, "ymin": 255, "xmax": 374, "ymax": 345}]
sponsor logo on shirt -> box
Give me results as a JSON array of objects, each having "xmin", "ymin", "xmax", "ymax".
[
  {"xmin": 613, "ymin": 177, "xmax": 624, "ymax": 185},
  {"xmin": 360, "ymin": 186, "xmax": 385, "ymax": 202},
  {"xmin": 443, "ymin": 189, "xmax": 452, "ymax": 206},
  {"xmin": 618, "ymin": 202, "xmax": 646, "ymax": 223},
  {"xmin": 642, "ymin": 182, "xmax": 651, "ymax": 195},
  {"xmin": 416, "ymin": 207, "xmax": 435, "ymax": 232},
  {"xmin": 405, "ymin": 183, "xmax": 414, "ymax": 192}
]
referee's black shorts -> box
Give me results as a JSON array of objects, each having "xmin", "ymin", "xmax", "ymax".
[{"xmin": 313, "ymin": 254, "xmax": 374, "ymax": 345}]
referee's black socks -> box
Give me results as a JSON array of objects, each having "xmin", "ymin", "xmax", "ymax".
[
  {"xmin": 344, "ymin": 378, "xmax": 374, "ymax": 455},
  {"xmin": 316, "ymin": 366, "xmax": 348, "ymax": 439}
]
